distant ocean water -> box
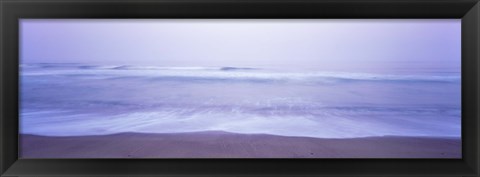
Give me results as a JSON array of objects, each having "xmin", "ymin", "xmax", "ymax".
[{"xmin": 20, "ymin": 63, "xmax": 461, "ymax": 138}]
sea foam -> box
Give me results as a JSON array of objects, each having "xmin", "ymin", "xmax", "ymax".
[{"xmin": 20, "ymin": 63, "xmax": 461, "ymax": 138}]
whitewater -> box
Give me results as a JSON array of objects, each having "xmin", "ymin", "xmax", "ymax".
[{"xmin": 20, "ymin": 63, "xmax": 461, "ymax": 138}]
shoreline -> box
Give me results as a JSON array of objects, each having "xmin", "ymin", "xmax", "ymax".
[{"xmin": 20, "ymin": 131, "xmax": 461, "ymax": 158}]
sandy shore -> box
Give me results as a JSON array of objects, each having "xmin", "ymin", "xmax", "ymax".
[{"xmin": 20, "ymin": 131, "xmax": 461, "ymax": 158}]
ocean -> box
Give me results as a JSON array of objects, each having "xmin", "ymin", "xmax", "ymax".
[{"xmin": 20, "ymin": 63, "xmax": 461, "ymax": 138}]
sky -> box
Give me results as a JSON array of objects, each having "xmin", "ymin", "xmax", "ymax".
[{"xmin": 20, "ymin": 19, "xmax": 461, "ymax": 72}]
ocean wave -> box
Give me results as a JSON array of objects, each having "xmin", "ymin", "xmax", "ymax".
[
  {"xmin": 20, "ymin": 63, "xmax": 460, "ymax": 83},
  {"xmin": 20, "ymin": 105, "xmax": 461, "ymax": 138},
  {"xmin": 21, "ymin": 63, "xmax": 259, "ymax": 71},
  {"xmin": 20, "ymin": 63, "xmax": 461, "ymax": 138},
  {"xmin": 111, "ymin": 65, "xmax": 223, "ymax": 70},
  {"xmin": 220, "ymin": 67, "xmax": 257, "ymax": 71}
]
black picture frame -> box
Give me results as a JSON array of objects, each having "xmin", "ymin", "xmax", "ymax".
[{"xmin": 1, "ymin": 0, "xmax": 479, "ymax": 176}]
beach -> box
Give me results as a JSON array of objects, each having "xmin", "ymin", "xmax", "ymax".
[
  {"xmin": 20, "ymin": 132, "xmax": 461, "ymax": 158},
  {"xmin": 20, "ymin": 20, "xmax": 462, "ymax": 159},
  {"xmin": 19, "ymin": 64, "xmax": 462, "ymax": 158}
]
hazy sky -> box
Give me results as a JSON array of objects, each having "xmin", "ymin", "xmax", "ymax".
[{"xmin": 21, "ymin": 19, "xmax": 460, "ymax": 72}]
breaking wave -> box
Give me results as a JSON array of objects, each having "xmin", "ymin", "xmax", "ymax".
[{"xmin": 21, "ymin": 63, "xmax": 460, "ymax": 83}]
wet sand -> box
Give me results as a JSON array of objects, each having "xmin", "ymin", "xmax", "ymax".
[{"xmin": 20, "ymin": 131, "xmax": 461, "ymax": 158}]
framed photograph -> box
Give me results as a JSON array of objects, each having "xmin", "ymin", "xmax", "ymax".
[{"xmin": 1, "ymin": 0, "xmax": 479, "ymax": 176}]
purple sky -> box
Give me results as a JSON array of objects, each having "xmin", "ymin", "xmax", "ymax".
[{"xmin": 20, "ymin": 19, "xmax": 461, "ymax": 72}]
